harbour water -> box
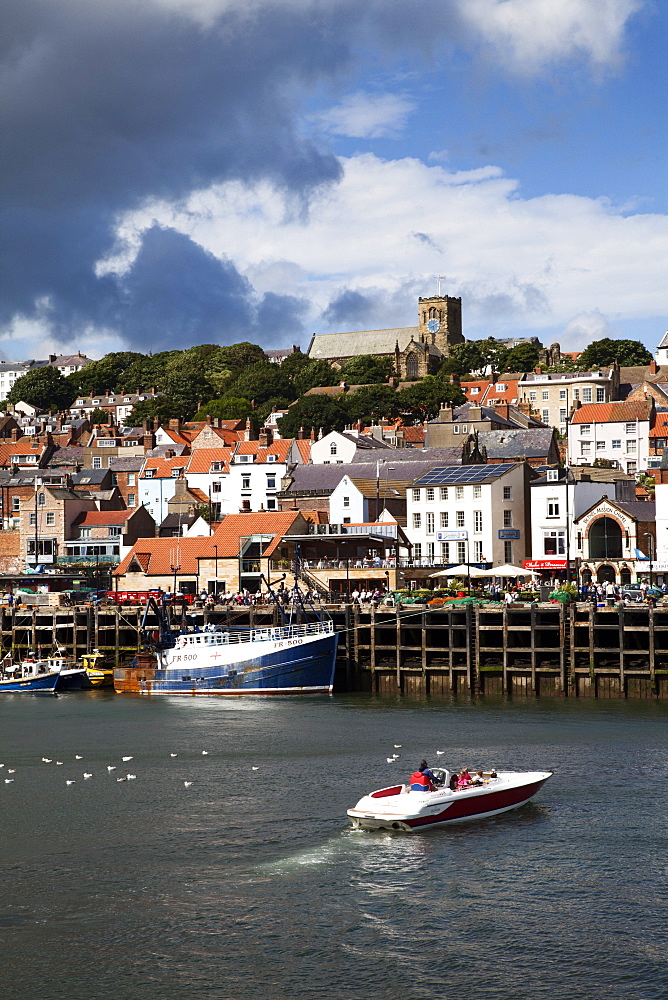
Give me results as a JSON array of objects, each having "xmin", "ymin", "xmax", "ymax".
[{"xmin": 0, "ymin": 692, "xmax": 666, "ymax": 1000}]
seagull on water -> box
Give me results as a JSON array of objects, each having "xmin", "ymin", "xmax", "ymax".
[
  {"xmin": 75, "ymin": 755, "xmax": 83, "ymax": 760},
  {"xmin": 184, "ymin": 781, "xmax": 193, "ymax": 788},
  {"xmin": 201, "ymin": 751, "xmax": 208, "ymax": 755},
  {"xmin": 251, "ymin": 766, "xmax": 259, "ymax": 771},
  {"xmin": 436, "ymin": 751, "xmax": 445, "ymax": 755},
  {"xmin": 83, "ymin": 773, "xmax": 92, "ymax": 779},
  {"xmin": 126, "ymin": 774, "xmax": 136, "ymax": 780},
  {"xmin": 4, "ymin": 778, "xmax": 14, "ymax": 784},
  {"xmin": 394, "ymin": 745, "xmax": 402, "ymax": 748},
  {"xmin": 122, "ymin": 756, "xmax": 133, "ymax": 762},
  {"xmin": 170, "ymin": 753, "xmax": 178, "ymax": 757},
  {"xmin": 56, "ymin": 761, "xmax": 63, "ymax": 766},
  {"xmin": 107, "ymin": 765, "xmax": 116, "ymax": 772},
  {"xmin": 116, "ymin": 777, "xmax": 127, "ymax": 782},
  {"xmin": 8, "ymin": 769, "xmax": 15, "ymax": 774},
  {"xmin": 386, "ymin": 757, "xmax": 396, "ymax": 763},
  {"xmin": 0, "ymin": 764, "xmax": 4, "ymax": 768},
  {"xmin": 42, "ymin": 758, "xmax": 52, "ymax": 763},
  {"xmin": 66, "ymin": 780, "xmax": 75, "ymax": 785}
]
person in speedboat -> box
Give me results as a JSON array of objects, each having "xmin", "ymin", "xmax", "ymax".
[{"xmin": 409, "ymin": 760, "xmax": 443, "ymax": 792}]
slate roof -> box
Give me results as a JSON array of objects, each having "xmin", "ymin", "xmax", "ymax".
[
  {"xmin": 340, "ymin": 433, "xmax": 391, "ymax": 451},
  {"xmin": 109, "ymin": 456, "xmax": 145, "ymax": 471},
  {"xmin": 614, "ymin": 501, "xmax": 656, "ymax": 520},
  {"xmin": 308, "ymin": 326, "xmax": 419, "ymax": 360},
  {"xmin": 71, "ymin": 470, "xmax": 112, "ymax": 485},
  {"xmin": 477, "ymin": 428, "xmax": 556, "ymax": 460},
  {"xmin": 350, "ymin": 447, "xmax": 463, "ymax": 465},
  {"xmin": 47, "ymin": 446, "xmax": 85, "ymax": 467}
]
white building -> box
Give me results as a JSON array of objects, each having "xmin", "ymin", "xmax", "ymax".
[
  {"xmin": 0, "ymin": 363, "xmax": 33, "ymax": 402},
  {"xmin": 139, "ymin": 456, "xmax": 189, "ymax": 524},
  {"xmin": 310, "ymin": 429, "xmax": 390, "ymax": 465},
  {"xmin": 655, "ymin": 332, "xmax": 668, "ymax": 366},
  {"xmin": 519, "ymin": 368, "xmax": 617, "ymax": 432},
  {"xmin": 406, "ymin": 463, "xmax": 528, "ymax": 568},
  {"xmin": 568, "ymin": 400, "xmax": 652, "ymax": 475}
]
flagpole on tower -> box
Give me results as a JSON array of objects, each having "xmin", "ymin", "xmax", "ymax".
[{"xmin": 437, "ymin": 275, "xmax": 446, "ymax": 296}]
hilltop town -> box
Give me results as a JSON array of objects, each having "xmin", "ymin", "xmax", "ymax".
[{"xmin": 1, "ymin": 294, "xmax": 667, "ymax": 598}]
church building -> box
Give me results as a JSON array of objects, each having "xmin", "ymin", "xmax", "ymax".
[{"xmin": 307, "ymin": 295, "xmax": 464, "ymax": 379}]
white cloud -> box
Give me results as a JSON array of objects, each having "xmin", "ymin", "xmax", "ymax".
[
  {"xmin": 313, "ymin": 91, "xmax": 417, "ymax": 140},
  {"xmin": 455, "ymin": 0, "xmax": 644, "ymax": 74},
  {"xmin": 102, "ymin": 152, "xmax": 668, "ymax": 347}
]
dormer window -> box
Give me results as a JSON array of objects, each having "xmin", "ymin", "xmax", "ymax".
[
  {"xmin": 547, "ymin": 469, "xmax": 559, "ymax": 482},
  {"xmin": 171, "ymin": 468, "xmax": 182, "ymax": 478},
  {"xmin": 124, "ymin": 397, "xmax": 132, "ymax": 402},
  {"xmin": 470, "ymin": 388, "xmax": 479, "ymax": 395},
  {"xmin": 144, "ymin": 469, "xmax": 155, "ymax": 479},
  {"xmin": 92, "ymin": 399, "xmax": 100, "ymax": 405},
  {"xmin": 497, "ymin": 383, "xmax": 506, "ymax": 391},
  {"xmin": 267, "ymin": 455, "xmax": 277, "ymax": 462},
  {"xmin": 210, "ymin": 462, "xmax": 222, "ymax": 472}
]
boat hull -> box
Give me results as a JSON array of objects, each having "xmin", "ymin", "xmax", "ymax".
[
  {"xmin": 114, "ymin": 631, "xmax": 338, "ymax": 695},
  {"xmin": 347, "ymin": 771, "xmax": 552, "ymax": 831},
  {"xmin": 55, "ymin": 668, "xmax": 92, "ymax": 692},
  {"xmin": 0, "ymin": 670, "xmax": 60, "ymax": 694}
]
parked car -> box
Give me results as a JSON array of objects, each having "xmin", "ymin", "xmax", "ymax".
[{"xmin": 621, "ymin": 584, "xmax": 663, "ymax": 601}]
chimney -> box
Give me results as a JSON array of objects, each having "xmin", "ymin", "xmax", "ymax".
[
  {"xmin": 490, "ymin": 372, "xmax": 498, "ymax": 385},
  {"xmin": 309, "ymin": 427, "xmax": 315, "ymax": 441},
  {"xmin": 297, "ymin": 426, "xmax": 304, "ymax": 440},
  {"xmin": 136, "ymin": 386, "xmax": 143, "ymax": 395},
  {"xmin": 258, "ymin": 428, "xmax": 269, "ymax": 447},
  {"xmin": 165, "ymin": 449, "xmax": 175, "ymax": 459},
  {"xmin": 49, "ymin": 354, "xmax": 56, "ymax": 363},
  {"xmin": 339, "ymin": 380, "xmax": 348, "ymax": 392},
  {"xmin": 449, "ymin": 373, "xmax": 460, "ymax": 385},
  {"xmin": 168, "ymin": 418, "xmax": 182, "ymax": 432},
  {"xmin": 388, "ymin": 375, "xmax": 399, "ymax": 389},
  {"xmin": 10, "ymin": 428, "xmax": 19, "ymax": 442},
  {"xmin": 494, "ymin": 404, "xmax": 511, "ymax": 421},
  {"xmin": 438, "ymin": 405, "xmax": 453, "ymax": 423},
  {"xmin": 206, "ymin": 414, "xmax": 213, "ymax": 425},
  {"xmin": 650, "ymin": 359, "xmax": 658, "ymax": 375}
]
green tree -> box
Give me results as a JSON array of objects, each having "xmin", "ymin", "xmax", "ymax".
[
  {"xmin": 194, "ymin": 397, "xmax": 255, "ymax": 421},
  {"xmin": 397, "ymin": 377, "xmax": 466, "ymax": 424},
  {"xmin": 65, "ymin": 351, "xmax": 144, "ymax": 395},
  {"xmin": 339, "ymin": 355, "xmax": 395, "ymax": 385},
  {"xmin": 227, "ymin": 361, "xmax": 294, "ymax": 405},
  {"xmin": 578, "ymin": 338, "xmax": 652, "ymax": 368},
  {"xmin": 89, "ymin": 407, "xmax": 111, "ymax": 424},
  {"xmin": 505, "ymin": 342, "xmax": 540, "ymax": 372},
  {"xmin": 449, "ymin": 342, "xmax": 487, "ymax": 376},
  {"xmin": 344, "ymin": 385, "xmax": 401, "ymax": 423},
  {"xmin": 6, "ymin": 367, "xmax": 76, "ymax": 411},
  {"xmin": 124, "ymin": 396, "xmax": 184, "ymax": 426},
  {"xmin": 121, "ymin": 351, "xmax": 183, "ymax": 392},
  {"xmin": 292, "ymin": 360, "xmax": 338, "ymax": 396},
  {"xmin": 277, "ymin": 396, "xmax": 349, "ymax": 437}
]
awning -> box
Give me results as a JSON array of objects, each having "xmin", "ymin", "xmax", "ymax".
[{"xmin": 474, "ymin": 563, "xmax": 532, "ymax": 578}]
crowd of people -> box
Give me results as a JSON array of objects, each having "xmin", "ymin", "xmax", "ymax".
[{"xmin": 409, "ymin": 760, "xmax": 498, "ymax": 792}]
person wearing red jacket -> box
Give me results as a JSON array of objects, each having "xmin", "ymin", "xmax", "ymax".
[{"xmin": 409, "ymin": 759, "xmax": 441, "ymax": 792}]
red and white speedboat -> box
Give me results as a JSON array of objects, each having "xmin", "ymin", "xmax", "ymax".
[{"xmin": 347, "ymin": 767, "xmax": 552, "ymax": 832}]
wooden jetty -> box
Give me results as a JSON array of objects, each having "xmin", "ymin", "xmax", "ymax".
[{"xmin": 2, "ymin": 602, "xmax": 667, "ymax": 700}]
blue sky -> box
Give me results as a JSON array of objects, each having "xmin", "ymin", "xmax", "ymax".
[{"xmin": 2, "ymin": 0, "xmax": 666, "ymax": 361}]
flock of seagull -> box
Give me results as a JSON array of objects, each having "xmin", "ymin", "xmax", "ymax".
[
  {"xmin": 0, "ymin": 749, "xmax": 220, "ymax": 788},
  {"xmin": 385, "ymin": 745, "xmax": 447, "ymax": 764}
]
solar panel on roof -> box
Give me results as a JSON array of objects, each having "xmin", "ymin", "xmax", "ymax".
[{"xmin": 413, "ymin": 464, "xmax": 516, "ymax": 486}]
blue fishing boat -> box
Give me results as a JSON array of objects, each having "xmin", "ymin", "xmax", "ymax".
[
  {"xmin": 0, "ymin": 661, "xmax": 60, "ymax": 694},
  {"xmin": 114, "ymin": 581, "xmax": 338, "ymax": 696}
]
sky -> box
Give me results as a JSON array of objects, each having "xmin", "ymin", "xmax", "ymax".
[{"xmin": 2, "ymin": 0, "xmax": 666, "ymax": 362}]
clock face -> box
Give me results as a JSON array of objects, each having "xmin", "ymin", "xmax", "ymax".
[{"xmin": 426, "ymin": 319, "xmax": 439, "ymax": 333}]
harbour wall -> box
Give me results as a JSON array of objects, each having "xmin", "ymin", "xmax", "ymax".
[{"xmin": 4, "ymin": 603, "xmax": 668, "ymax": 700}]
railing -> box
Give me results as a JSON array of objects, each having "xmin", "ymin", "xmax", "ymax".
[{"xmin": 178, "ymin": 620, "xmax": 333, "ymax": 647}]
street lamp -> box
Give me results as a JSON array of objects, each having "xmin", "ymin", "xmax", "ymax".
[
  {"xmin": 213, "ymin": 544, "xmax": 218, "ymax": 596},
  {"xmin": 643, "ymin": 532, "xmax": 654, "ymax": 588}
]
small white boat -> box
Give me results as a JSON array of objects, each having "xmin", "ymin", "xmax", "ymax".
[{"xmin": 347, "ymin": 767, "xmax": 552, "ymax": 832}]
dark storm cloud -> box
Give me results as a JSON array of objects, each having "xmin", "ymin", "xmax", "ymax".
[
  {"xmin": 1, "ymin": 0, "xmax": 462, "ymax": 345},
  {"xmin": 322, "ymin": 289, "xmax": 378, "ymax": 328}
]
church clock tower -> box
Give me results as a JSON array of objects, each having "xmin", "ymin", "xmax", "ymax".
[{"xmin": 418, "ymin": 295, "xmax": 463, "ymax": 355}]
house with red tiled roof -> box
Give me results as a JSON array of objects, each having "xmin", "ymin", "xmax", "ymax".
[
  {"xmin": 568, "ymin": 399, "xmax": 653, "ymax": 474},
  {"xmin": 481, "ymin": 379, "xmax": 520, "ymax": 407},
  {"xmin": 648, "ymin": 410, "xmax": 668, "ymax": 468},
  {"xmin": 113, "ymin": 510, "xmax": 308, "ymax": 595},
  {"xmin": 61, "ymin": 506, "xmax": 155, "ymax": 566},
  {"xmin": 139, "ymin": 456, "xmax": 190, "ymax": 524}
]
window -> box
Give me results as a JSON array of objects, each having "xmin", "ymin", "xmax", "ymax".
[
  {"xmin": 12, "ymin": 497, "xmax": 19, "ymax": 511},
  {"xmin": 29, "ymin": 512, "xmax": 36, "ymax": 526},
  {"xmin": 559, "ymin": 408, "xmax": 567, "ymax": 424},
  {"xmin": 37, "ymin": 492, "xmax": 45, "ymax": 506},
  {"xmin": 612, "ymin": 439, "xmax": 621, "ymax": 450},
  {"xmin": 504, "ymin": 540, "xmax": 513, "ymax": 563},
  {"xmin": 440, "ymin": 511, "xmax": 449, "ymax": 528},
  {"xmin": 547, "ymin": 498, "xmax": 559, "ymax": 517},
  {"xmin": 474, "ymin": 510, "xmax": 483, "ymax": 532},
  {"xmin": 470, "ymin": 387, "xmax": 479, "ymax": 395},
  {"xmin": 503, "ymin": 486, "xmax": 512, "ymax": 500},
  {"xmin": 573, "ymin": 389, "xmax": 579, "ymax": 400},
  {"xmin": 542, "ymin": 409, "xmax": 550, "ymax": 424},
  {"xmin": 529, "ymin": 391, "xmax": 537, "ymax": 402},
  {"xmin": 497, "ymin": 383, "xmax": 506, "ymax": 392},
  {"xmin": 109, "ymin": 526, "xmax": 122, "ymax": 537},
  {"xmin": 456, "ymin": 510, "xmax": 465, "ymax": 527},
  {"xmin": 457, "ymin": 541, "xmax": 466, "ymax": 563},
  {"xmin": 543, "ymin": 530, "xmax": 565, "ymax": 555},
  {"xmin": 474, "ymin": 540, "xmax": 483, "ymax": 561},
  {"xmin": 627, "ymin": 461, "xmax": 637, "ymax": 474},
  {"xmin": 440, "ymin": 542, "xmax": 450, "ymax": 562},
  {"xmin": 542, "ymin": 390, "xmax": 549, "ymax": 401},
  {"xmin": 79, "ymin": 527, "xmax": 91, "ymax": 538},
  {"xmin": 46, "ymin": 512, "xmax": 55, "ymax": 526},
  {"xmin": 412, "ymin": 489, "xmax": 420, "ymax": 502},
  {"xmin": 455, "ymin": 486, "xmax": 464, "ymax": 501},
  {"xmin": 413, "ymin": 513, "xmax": 421, "ymax": 529},
  {"xmin": 171, "ymin": 468, "xmax": 180, "ymax": 477},
  {"xmin": 626, "ymin": 440, "xmax": 636, "ymax": 453},
  {"xmin": 266, "ymin": 498, "xmax": 277, "ymax": 511},
  {"xmin": 212, "ymin": 482, "xmax": 221, "ymax": 493},
  {"xmin": 266, "ymin": 477, "xmax": 276, "ymax": 490},
  {"xmin": 426, "ymin": 487, "xmax": 435, "ymax": 502},
  {"xmin": 127, "ymin": 493, "xmax": 136, "ymax": 507},
  {"xmin": 426, "ymin": 512, "xmax": 434, "ymax": 534},
  {"xmin": 596, "ymin": 387, "xmax": 605, "ymax": 402},
  {"xmin": 581, "ymin": 441, "xmax": 591, "ymax": 455},
  {"xmin": 582, "ymin": 388, "xmax": 592, "ymax": 403},
  {"xmin": 343, "ymin": 496, "xmax": 349, "ymax": 508},
  {"xmin": 440, "ymin": 487, "xmax": 449, "ymax": 501},
  {"xmin": 267, "ymin": 455, "xmax": 277, "ymax": 463},
  {"xmin": 625, "ymin": 423, "xmax": 636, "ymax": 434},
  {"xmin": 473, "ymin": 485, "xmax": 481, "ymax": 499},
  {"xmin": 461, "ymin": 425, "xmax": 468, "ymax": 433},
  {"xmin": 242, "ymin": 476, "xmax": 251, "ymax": 489},
  {"xmin": 580, "ymin": 424, "xmax": 591, "ymax": 435},
  {"xmin": 330, "ymin": 443, "xmax": 337, "ymax": 456},
  {"xmin": 596, "ymin": 441, "xmax": 606, "ymax": 451},
  {"xmin": 547, "ymin": 469, "xmax": 559, "ymax": 482},
  {"xmin": 503, "ymin": 510, "xmax": 513, "ymax": 527},
  {"xmin": 559, "ymin": 389, "xmax": 567, "ymax": 400},
  {"xmin": 453, "ymin": 424, "xmax": 459, "ymax": 434}
]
